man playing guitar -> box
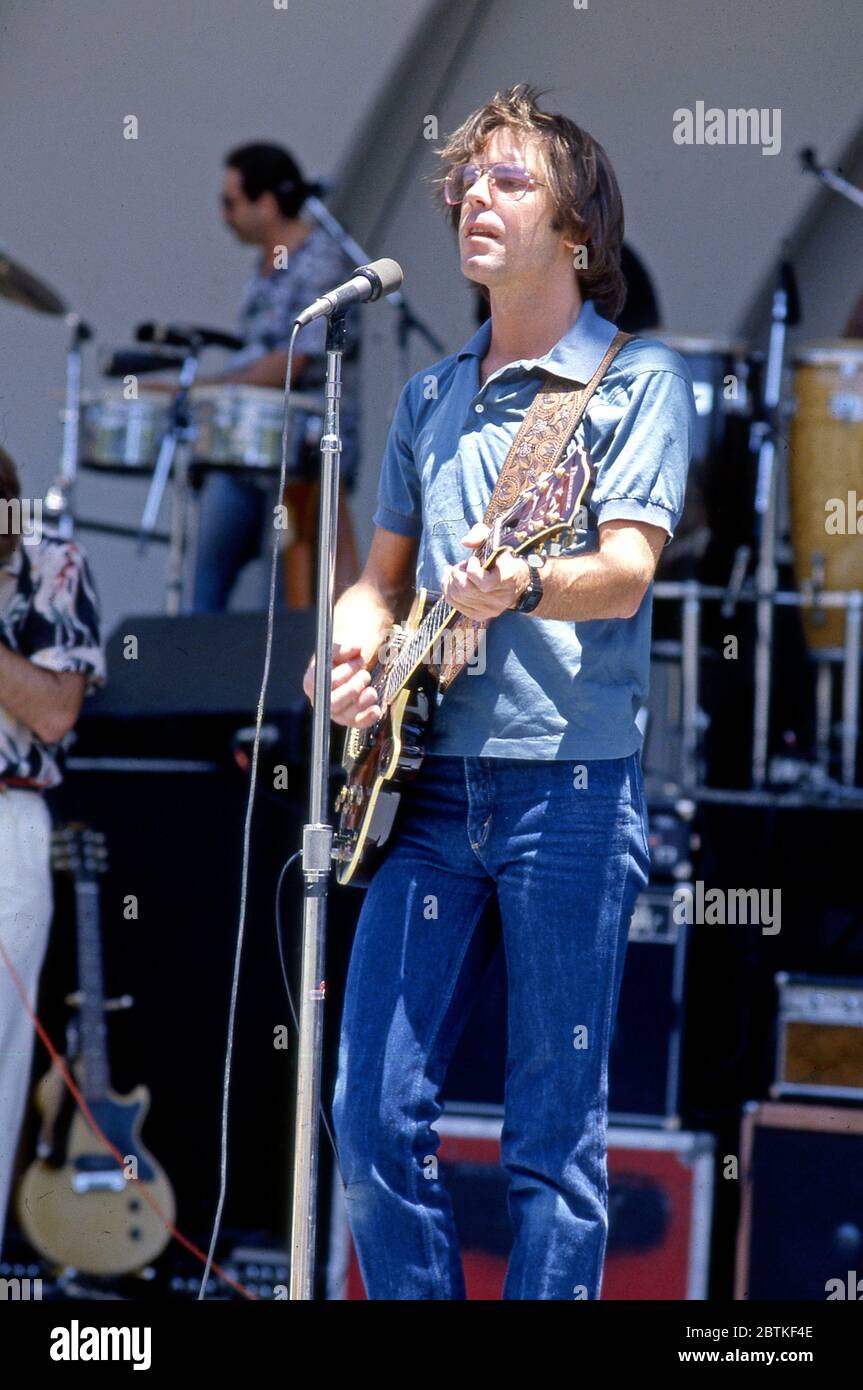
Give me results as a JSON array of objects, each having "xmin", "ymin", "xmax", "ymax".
[{"xmin": 303, "ymin": 83, "xmax": 695, "ymax": 1300}]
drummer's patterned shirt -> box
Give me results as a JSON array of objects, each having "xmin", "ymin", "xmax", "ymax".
[
  {"xmin": 230, "ymin": 222, "xmax": 362, "ymax": 491},
  {"xmin": 0, "ymin": 534, "xmax": 105, "ymax": 788}
]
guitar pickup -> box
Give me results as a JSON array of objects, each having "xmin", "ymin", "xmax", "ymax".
[{"xmin": 72, "ymin": 1169, "xmax": 127, "ymax": 1195}]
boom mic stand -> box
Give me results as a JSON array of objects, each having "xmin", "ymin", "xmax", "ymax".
[
  {"xmin": 303, "ymin": 194, "xmax": 445, "ymax": 408},
  {"xmin": 799, "ymin": 146, "xmax": 863, "ymax": 211}
]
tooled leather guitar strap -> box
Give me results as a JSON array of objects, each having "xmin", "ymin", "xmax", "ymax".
[{"xmin": 435, "ymin": 328, "xmax": 633, "ymax": 692}]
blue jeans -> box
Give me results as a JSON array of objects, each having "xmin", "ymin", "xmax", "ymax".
[
  {"xmin": 192, "ymin": 472, "xmax": 274, "ymax": 613},
  {"xmin": 331, "ymin": 751, "xmax": 650, "ymax": 1300}
]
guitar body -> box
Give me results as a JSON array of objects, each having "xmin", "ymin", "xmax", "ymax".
[
  {"xmin": 17, "ymin": 1069, "xmax": 175, "ymax": 1275},
  {"xmin": 334, "ymin": 587, "xmax": 438, "ymax": 887},
  {"xmin": 333, "ymin": 449, "xmax": 593, "ymax": 887}
]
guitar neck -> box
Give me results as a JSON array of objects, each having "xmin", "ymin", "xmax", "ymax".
[
  {"xmin": 382, "ymin": 591, "xmax": 460, "ymax": 705},
  {"xmin": 376, "ymin": 452, "xmax": 590, "ymax": 707},
  {"xmin": 74, "ymin": 877, "xmax": 111, "ymax": 1103}
]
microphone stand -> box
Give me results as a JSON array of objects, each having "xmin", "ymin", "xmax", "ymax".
[
  {"xmin": 289, "ymin": 309, "xmax": 346, "ymax": 1300},
  {"xmin": 799, "ymin": 147, "xmax": 863, "ymax": 210}
]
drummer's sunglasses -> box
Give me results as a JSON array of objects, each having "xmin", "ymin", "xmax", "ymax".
[{"xmin": 444, "ymin": 162, "xmax": 547, "ymax": 205}]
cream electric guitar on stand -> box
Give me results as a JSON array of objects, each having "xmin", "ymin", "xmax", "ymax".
[
  {"xmin": 17, "ymin": 824, "xmax": 175, "ymax": 1276},
  {"xmin": 333, "ymin": 447, "xmax": 592, "ymax": 886}
]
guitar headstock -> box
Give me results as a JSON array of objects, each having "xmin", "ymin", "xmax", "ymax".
[
  {"xmin": 51, "ymin": 823, "xmax": 109, "ymax": 879},
  {"xmin": 490, "ymin": 445, "xmax": 592, "ymax": 562}
]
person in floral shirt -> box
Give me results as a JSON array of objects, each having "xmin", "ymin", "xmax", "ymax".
[{"xmin": 0, "ymin": 445, "xmax": 105, "ymax": 1256}]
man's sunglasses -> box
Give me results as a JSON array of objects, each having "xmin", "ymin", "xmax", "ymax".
[{"xmin": 444, "ymin": 162, "xmax": 546, "ymax": 205}]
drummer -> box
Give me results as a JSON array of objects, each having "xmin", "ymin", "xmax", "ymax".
[{"xmin": 192, "ymin": 142, "xmax": 362, "ymax": 611}]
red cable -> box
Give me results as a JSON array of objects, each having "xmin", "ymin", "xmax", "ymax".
[{"xmin": 0, "ymin": 934, "xmax": 260, "ymax": 1301}]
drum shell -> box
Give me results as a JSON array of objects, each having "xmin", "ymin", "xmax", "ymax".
[
  {"xmin": 78, "ymin": 394, "xmax": 170, "ymax": 471},
  {"xmin": 192, "ymin": 386, "xmax": 295, "ymax": 470},
  {"xmin": 788, "ymin": 345, "xmax": 863, "ymax": 652}
]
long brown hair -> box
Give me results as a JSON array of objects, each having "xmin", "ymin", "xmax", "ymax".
[
  {"xmin": 0, "ymin": 446, "xmax": 20, "ymax": 503},
  {"xmin": 431, "ymin": 83, "xmax": 626, "ymax": 321},
  {"xmin": 0, "ymin": 446, "xmax": 21, "ymax": 560}
]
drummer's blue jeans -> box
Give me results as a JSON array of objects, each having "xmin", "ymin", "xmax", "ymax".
[
  {"xmin": 331, "ymin": 751, "xmax": 650, "ymax": 1300},
  {"xmin": 192, "ymin": 473, "xmax": 272, "ymax": 613}
]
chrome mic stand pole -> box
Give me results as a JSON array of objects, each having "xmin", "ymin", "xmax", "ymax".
[{"xmin": 289, "ymin": 310, "xmax": 345, "ymax": 1300}]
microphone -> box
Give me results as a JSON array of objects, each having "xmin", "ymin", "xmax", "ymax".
[
  {"xmin": 100, "ymin": 349, "xmax": 187, "ymax": 377},
  {"xmin": 294, "ymin": 258, "xmax": 403, "ymax": 328},
  {"xmin": 136, "ymin": 322, "xmax": 244, "ymax": 352}
]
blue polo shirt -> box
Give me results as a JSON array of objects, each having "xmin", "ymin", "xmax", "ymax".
[{"xmin": 372, "ymin": 298, "xmax": 696, "ymax": 760}]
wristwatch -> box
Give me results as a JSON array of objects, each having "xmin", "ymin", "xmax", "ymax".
[{"xmin": 512, "ymin": 553, "xmax": 545, "ymax": 614}]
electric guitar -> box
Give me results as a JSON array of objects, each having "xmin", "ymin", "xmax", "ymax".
[
  {"xmin": 16, "ymin": 824, "xmax": 175, "ymax": 1276},
  {"xmin": 332, "ymin": 447, "xmax": 592, "ymax": 886}
]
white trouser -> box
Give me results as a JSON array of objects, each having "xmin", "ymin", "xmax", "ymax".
[{"xmin": 0, "ymin": 788, "xmax": 53, "ymax": 1258}]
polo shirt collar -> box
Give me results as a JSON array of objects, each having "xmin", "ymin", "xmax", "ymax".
[{"xmin": 456, "ymin": 297, "xmax": 617, "ymax": 386}]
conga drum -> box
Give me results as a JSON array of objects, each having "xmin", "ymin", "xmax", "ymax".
[{"xmin": 788, "ymin": 343, "xmax": 863, "ymax": 652}]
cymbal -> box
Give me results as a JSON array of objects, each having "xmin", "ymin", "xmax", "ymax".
[{"xmin": 0, "ymin": 244, "xmax": 66, "ymax": 315}]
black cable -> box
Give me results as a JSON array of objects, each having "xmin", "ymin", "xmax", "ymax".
[
  {"xmin": 197, "ymin": 324, "xmax": 303, "ymax": 1300},
  {"xmin": 274, "ymin": 853, "xmax": 345, "ymax": 1183}
]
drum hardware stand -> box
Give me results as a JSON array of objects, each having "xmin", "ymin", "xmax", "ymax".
[
  {"xmin": 654, "ymin": 579, "xmax": 863, "ymax": 804},
  {"xmin": 720, "ymin": 545, "xmax": 751, "ymax": 620},
  {"xmin": 839, "ymin": 592, "xmax": 862, "ymax": 785},
  {"xmin": 289, "ymin": 310, "xmax": 346, "ymax": 1301},
  {"xmin": 72, "ymin": 517, "xmax": 171, "ymax": 545},
  {"xmin": 137, "ymin": 343, "xmax": 202, "ymax": 615},
  {"xmin": 809, "ymin": 593, "xmax": 863, "ymax": 788},
  {"xmin": 680, "ymin": 580, "xmax": 703, "ymax": 792},
  {"xmin": 814, "ymin": 659, "xmax": 832, "ymax": 777},
  {"xmin": 751, "ymin": 257, "xmax": 800, "ymax": 788},
  {"xmin": 43, "ymin": 315, "xmax": 92, "ymax": 538}
]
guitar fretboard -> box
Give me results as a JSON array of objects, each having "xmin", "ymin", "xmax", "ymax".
[
  {"xmin": 75, "ymin": 878, "xmax": 110, "ymax": 1103},
  {"xmin": 379, "ymin": 523, "xmax": 504, "ymax": 704}
]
